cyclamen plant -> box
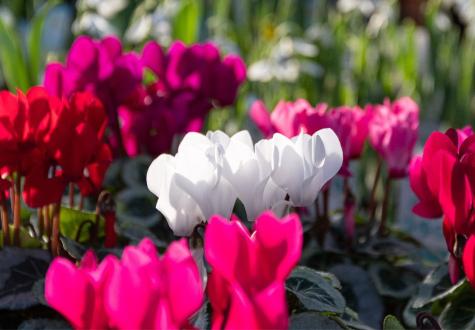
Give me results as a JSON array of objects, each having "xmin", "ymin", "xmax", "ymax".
[
  {"xmin": 44, "ymin": 36, "xmax": 246, "ymax": 157},
  {"xmin": 0, "ymin": 87, "xmax": 111, "ymax": 254}
]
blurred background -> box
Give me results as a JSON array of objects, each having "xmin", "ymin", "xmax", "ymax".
[{"xmin": 0, "ymin": 0, "xmax": 474, "ymax": 133}]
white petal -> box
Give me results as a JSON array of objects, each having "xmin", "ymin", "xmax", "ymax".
[
  {"xmin": 146, "ymin": 154, "xmax": 176, "ymax": 197},
  {"xmin": 206, "ymin": 130, "xmax": 230, "ymax": 149}
]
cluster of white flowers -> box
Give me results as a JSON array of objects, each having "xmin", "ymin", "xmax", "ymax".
[{"xmin": 147, "ymin": 129, "xmax": 343, "ymax": 236}]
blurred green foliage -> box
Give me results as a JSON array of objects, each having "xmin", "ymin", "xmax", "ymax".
[{"xmin": 0, "ymin": 0, "xmax": 474, "ymax": 130}]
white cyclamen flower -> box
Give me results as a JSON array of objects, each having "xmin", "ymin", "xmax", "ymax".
[
  {"xmin": 261, "ymin": 128, "xmax": 343, "ymax": 207},
  {"xmin": 146, "ymin": 132, "xmax": 237, "ymax": 236},
  {"xmin": 207, "ymin": 130, "xmax": 287, "ymax": 220}
]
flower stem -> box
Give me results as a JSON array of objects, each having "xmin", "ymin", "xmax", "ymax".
[
  {"xmin": 51, "ymin": 202, "xmax": 61, "ymax": 257},
  {"xmin": 1, "ymin": 199, "xmax": 10, "ymax": 246},
  {"xmin": 43, "ymin": 206, "xmax": 51, "ymax": 246},
  {"xmin": 378, "ymin": 177, "xmax": 392, "ymax": 236},
  {"xmin": 37, "ymin": 208, "xmax": 44, "ymax": 238},
  {"xmin": 314, "ymin": 186, "xmax": 331, "ymax": 246},
  {"xmin": 368, "ymin": 158, "xmax": 382, "ymax": 223},
  {"xmin": 13, "ymin": 175, "xmax": 21, "ymax": 246},
  {"xmin": 68, "ymin": 183, "xmax": 75, "ymax": 208},
  {"xmin": 79, "ymin": 195, "xmax": 84, "ymax": 211}
]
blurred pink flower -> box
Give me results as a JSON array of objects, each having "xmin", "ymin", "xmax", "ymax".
[
  {"xmin": 205, "ymin": 211, "xmax": 302, "ymax": 329},
  {"xmin": 250, "ymin": 99, "xmax": 329, "ymax": 138},
  {"xmin": 118, "ymin": 40, "xmax": 246, "ymax": 157},
  {"xmin": 105, "ymin": 238, "xmax": 203, "ymax": 329},
  {"xmin": 250, "ymin": 100, "xmax": 370, "ymax": 176},
  {"xmin": 44, "ymin": 35, "xmax": 142, "ymax": 155},
  {"xmin": 45, "ymin": 238, "xmax": 203, "ymax": 330},
  {"xmin": 368, "ymin": 97, "xmax": 419, "ymax": 178},
  {"xmin": 328, "ymin": 106, "xmax": 371, "ymax": 176},
  {"xmin": 45, "ymin": 251, "xmax": 115, "ymax": 329},
  {"xmin": 142, "ymin": 40, "xmax": 246, "ymax": 107}
]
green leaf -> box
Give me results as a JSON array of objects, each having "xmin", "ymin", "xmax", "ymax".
[
  {"xmin": 0, "ymin": 248, "xmax": 50, "ymax": 310},
  {"xmin": 412, "ymin": 263, "xmax": 468, "ymax": 309},
  {"xmin": 171, "ymin": 0, "xmax": 202, "ymax": 44},
  {"xmin": 329, "ymin": 264, "xmax": 383, "ymax": 329},
  {"xmin": 27, "ymin": 1, "xmax": 59, "ymax": 85},
  {"xmin": 60, "ymin": 207, "xmax": 104, "ymax": 243},
  {"xmin": 0, "ymin": 225, "xmax": 42, "ymax": 249},
  {"xmin": 369, "ymin": 263, "xmax": 419, "ymax": 299},
  {"xmin": 60, "ymin": 236, "xmax": 87, "ymax": 260},
  {"xmin": 121, "ymin": 155, "xmax": 152, "ymax": 188},
  {"xmin": 439, "ymin": 290, "xmax": 475, "ymax": 330},
  {"xmin": 0, "ymin": 18, "xmax": 29, "ymax": 91},
  {"xmin": 18, "ymin": 318, "xmax": 71, "ymax": 330},
  {"xmin": 383, "ymin": 315, "xmax": 405, "ymax": 330},
  {"xmin": 116, "ymin": 187, "xmax": 159, "ymax": 227},
  {"xmin": 286, "ymin": 266, "xmax": 346, "ymax": 315},
  {"xmin": 116, "ymin": 220, "xmax": 166, "ymax": 248},
  {"xmin": 289, "ymin": 312, "xmax": 344, "ymax": 330}
]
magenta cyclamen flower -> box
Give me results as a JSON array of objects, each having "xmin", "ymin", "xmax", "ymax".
[
  {"xmin": 45, "ymin": 238, "xmax": 203, "ymax": 330},
  {"xmin": 205, "ymin": 211, "xmax": 302, "ymax": 329},
  {"xmin": 141, "ymin": 40, "xmax": 246, "ymax": 107},
  {"xmin": 367, "ymin": 97, "xmax": 419, "ymax": 178},
  {"xmin": 118, "ymin": 40, "xmax": 246, "ymax": 157},
  {"xmin": 44, "ymin": 35, "xmax": 142, "ymax": 153}
]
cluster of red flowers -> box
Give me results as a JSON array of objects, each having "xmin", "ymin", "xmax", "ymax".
[
  {"xmin": 410, "ymin": 127, "xmax": 475, "ymax": 287},
  {"xmin": 0, "ymin": 87, "xmax": 111, "ymax": 248}
]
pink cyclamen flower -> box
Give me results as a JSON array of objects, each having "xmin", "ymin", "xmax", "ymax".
[
  {"xmin": 44, "ymin": 35, "xmax": 142, "ymax": 154},
  {"xmin": 45, "ymin": 251, "xmax": 116, "ymax": 329},
  {"xmin": 250, "ymin": 100, "xmax": 370, "ymax": 176},
  {"xmin": 205, "ymin": 211, "xmax": 302, "ymax": 329},
  {"xmin": 327, "ymin": 106, "xmax": 371, "ymax": 176},
  {"xmin": 250, "ymin": 99, "xmax": 329, "ymax": 138},
  {"xmin": 45, "ymin": 238, "xmax": 203, "ymax": 330},
  {"xmin": 368, "ymin": 97, "xmax": 419, "ymax": 178}
]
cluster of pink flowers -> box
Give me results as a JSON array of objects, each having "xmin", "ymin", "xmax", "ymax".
[
  {"xmin": 45, "ymin": 211, "xmax": 302, "ymax": 329},
  {"xmin": 44, "ymin": 36, "xmax": 246, "ymax": 157},
  {"xmin": 250, "ymin": 97, "xmax": 419, "ymax": 178},
  {"xmin": 410, "ymin": 126, "xmax": 475, "ymax": 287}
]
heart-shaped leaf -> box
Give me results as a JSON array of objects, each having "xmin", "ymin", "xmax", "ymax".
[{"xmin": 286, "ymin": 266, "xmax": 346, "ymax": 314}]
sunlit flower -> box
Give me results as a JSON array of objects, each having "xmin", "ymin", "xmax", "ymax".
[{"xmin": 205, "ymin": 211, "xmax": 302, "ymax": 329}]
